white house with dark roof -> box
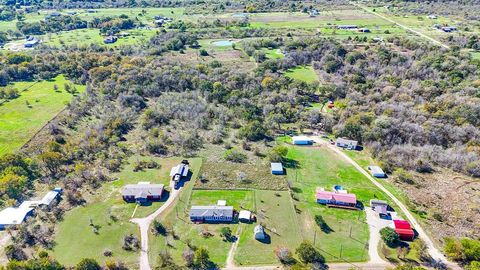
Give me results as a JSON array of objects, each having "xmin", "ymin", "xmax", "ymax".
[
  {"xmin": 189, "ymin": 205, "xmax": 234, "ymax": 223},
  {"xmin": 336, "ymin": 138, "xmax": 358, "ymax": 150}
]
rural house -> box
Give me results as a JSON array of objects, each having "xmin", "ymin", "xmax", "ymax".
[
  {"xmin": 122, "ymin": 183, "xmax": 164, "ymax": 203},
  {"xmin": 316, "ymin": 189, "xmax": 357, "ymax": 208},
  {"xmin": 190, "ymin": 206, "xmax": 234, "ymax": 223},
  {"xmin": 337, "ymin": 25, "xmax": 358, "ymax": 30},
  {"xmin": 370, "ymin": 199, "xmax": 389, "ymax": 215},
  {"xmin": 271, "ymin": 163, "xmax": 284, "ymax": 175},
  {"xmin": 335, "ymin": 138, "xmax": 358, "ymax": 150},
  {"xmin": 292, "ymin": 136, "xmax": 313, "ymax": 145},
  {"xmin": 393, "ymin": 220, "xmax": 415, "ymax": 241},
  {"xmin": 368, "ymin": 166, "xmax": 386, "ymax": 178},
  {"xmin": 254, "ymin": 225, "xmax": 266, "ymax": 240}
]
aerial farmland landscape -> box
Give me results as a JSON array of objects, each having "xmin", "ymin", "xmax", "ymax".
[{"xmin": 0, "ymin": 0, "xmax": 479, "ymax": 270}]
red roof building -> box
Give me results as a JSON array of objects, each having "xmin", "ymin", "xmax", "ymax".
[
  {"xmin": 316, "ymin": 190, "xmax": 357, "ymax": 207},
  {"xmin": 393, "ymin": 220, "xmax": 415, "ymax": 241}
]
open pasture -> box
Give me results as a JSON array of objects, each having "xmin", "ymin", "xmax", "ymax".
[{"xmin": 0, "ymin": 75, "xmax": 85, "ymax": 155}]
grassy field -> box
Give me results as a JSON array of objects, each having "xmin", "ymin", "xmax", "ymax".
[
  {"xmin": 285, "ymin": 65, "xmax": 319, "ymax": 83},
  {"xmin": 283, "ymin": 144, "xmax": 395, "ymax": 262},
  {"xmin": 195, "ymin": 161, "xmax": 288, "ymax": 190},
  {"xmin": 52, "ymin": 156, "xmax": 200, "ymax": 267},
  {"xmin": 234, "ymin": 190, "xmax": 302, "ymax": 266},
  {"xmin": 264, "ymin": 48, "xmax": 284, "ymax": 59},
  {"xmin": 0, "ymin": 75, "xmax": 85, "ymax": 155},
  {"xmin": 149, "ymin": 188, "xmax": 249, "ymax": 267}
]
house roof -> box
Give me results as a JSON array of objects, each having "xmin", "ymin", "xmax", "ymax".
[
  {"xmin": 374, "ymin": 205, "xmax": 388, "ymax": 215},
  {"xmin": 393, "ymin": 220, "xmax": 412, "ymax": 230},
  {"xmin": 0, "ymin": 206, "xmax": 34, "ymax": 226},
  {"xmin": 122, "ymin": 183, "xmax": 164, "ymax": 197},
  {"xmin": 292, "ymin": 136, "xmax": 312, "ymax": 142},
  {"xmin": 190, "ymin": 206, "xmax": 234, "ymax": 218},
  {"xmin": 369, "ymin": 166, "xmax": 385, "ymax": 175},
  {"xmin": 254, "ymin": 225, "xmax": 264, "ymax": 234},
  {"xmin": 271, "ymin": 163, "xmax": 283, "ymax": 171},
  {"xmin": 336, "ymin": 138, "xmax": 358, "ymax": 145},
  {"xmin": 239, "ymin": 210, "xmax": 251, "ymax": 220},
  {"xmin": 170, "ymin": 164, "xmax": 189, "ymax": 177},
  {"xmin": 395, "ymin": 228, "xmax": 415, "ymax": 237},
  {"xmin": 316, "ymin": 191, "xmax": 357, "ymax": 204},
  {"xmin": 370, "ymin": 199, "xmax": 388, "ymax": 206}
]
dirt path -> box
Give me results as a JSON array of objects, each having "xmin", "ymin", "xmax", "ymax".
[
  {"xmin": 130, "ymin": 180, "xmax": 181, "ymax": 270},
  {"xmin": 365, "ymin": 208, "xmax": 389, "ymax": 264},
  {"xmin": 310, "ymin": 137, "xmax": 461, "ymax": 270},
  {"xmin": 226, "ymin": 226, "xmax": 243, "ymax": 268},
  {"xmin": 223, "ymin": 263, "xmax": 391, "ymax": 270},
  {"xmin": 350, "ymin": 2, "xmax": 450, "ymax": 49}
]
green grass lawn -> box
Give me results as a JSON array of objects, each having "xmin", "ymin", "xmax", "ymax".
[
  {"xmin": 149, "ymin": 188, "xmax": 244, "ymax": 268},
  {"xmin": 195, "ymin": 161, "xmax": 288, "ymax": 190},
  {"xmin": 0, "ymin": 75, "xmax": 85, "ymax": 155},
  {"xmin": 285, "ymin": 65, "xmax": 319, "ymax": 83},
  {"xmin": 234, "ymin": 190, "xmax": 302, "ymax": 266},
  {"xmin": 264, "ymin": 48, "xmax": 284, "ymax": 59},
  {"xmin": 283, "ymin": 144, "xmax": 394, "ymax": 262},
  {"xmin": 52, "ymin": 156, "xmax": 200, "ymax": 267}
]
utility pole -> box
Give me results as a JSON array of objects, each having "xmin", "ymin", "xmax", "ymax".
[
  {"xmin": 340, "ymin": 244, "xmax": 343, "ymax": 259},
  {"xmin": 313, "ymin": 230, "xmax": 317, "ymax": 245}
]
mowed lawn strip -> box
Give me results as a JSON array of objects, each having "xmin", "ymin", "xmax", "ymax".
[
  {"xmin": 284, "ymin": 65, "xmax": 319, "ymax": 83},
  {"xmin": 53, "ymin": 156, "xmax": 200, "ymax": 267},
  {"xmin": 284, "ymin": 144, "xmax": 393, "ymax": 262},
  {"xmin": 0, "ymin": 75, "xmax": 85, "ymax": 155},
  {"xmin": 149, "ymin": 189, "xmax": 251, "ymax": 267},
  {"xmin": 234, "ymin": 190, "xmax": 302, "ymax": 266}
]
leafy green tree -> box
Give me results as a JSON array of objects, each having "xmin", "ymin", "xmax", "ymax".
[
  {"xmin": 194, "ymin": 248, "xmax": 214, "ymax": 270},
  {"xmin": 380, "ymin": 227, "xmax": 399, "ymax": 247},
  {"xmin": 75, "ymin": 258, "xmax": 101, "ymax": 270},
  {"xmin": 268, "ymin": 145, "xmax": 288, "ymax": 162},
  {"xmin": 220, "ymin": 227, "xmax": 232, "ymax": 241},
  {"xmin": 295, "ymin": 241, "xmax": 324, "ymax": 264}
]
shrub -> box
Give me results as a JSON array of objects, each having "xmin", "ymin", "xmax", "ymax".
[
  {"xmin": 380, "ymin": 227, "xmax": 399, "ymax": 247},
  {"xmin": 224, "ymin": 149, "xmax": 247, "ymax": 163},
  {"xmin": 275, "ymin": 246, "xmax": 295, "ymax": 265},
  {"xmin": 295, "ymin": 241, "xmax": 324, "ymax": 264}
]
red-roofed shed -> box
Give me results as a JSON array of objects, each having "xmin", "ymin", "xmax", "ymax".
[{"xmin": 393, "ymin": 220, "xmax": 415, "ymax": 241}]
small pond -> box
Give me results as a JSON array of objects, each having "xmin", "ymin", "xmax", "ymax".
[{"xmin": 212, "ymin": 40, "xmax": 233, "ymax": 46}]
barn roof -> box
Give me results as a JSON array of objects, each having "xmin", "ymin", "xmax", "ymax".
[
  {"xmin": 393, "ymin": 220, "xmax": 412, "ymax": 230},
  {"xmin": 316, "ymin": 191, "xmax": 357, "ymax": 204}
]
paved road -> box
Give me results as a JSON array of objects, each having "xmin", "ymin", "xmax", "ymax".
[
  {"xmin": 131, "ymin": 180, "xmax": 181, "ymax": 270},
  {"xmin": 351, "ymin": 1, "xmax": 450, "ymax": 49},
  {"xmin": 310, "ymin": 137, "xmax": 461, "ymax": 270}
]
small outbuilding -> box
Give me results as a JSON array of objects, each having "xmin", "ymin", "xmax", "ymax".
[
  {"xmin": 337, "ymin": 25, "xmax": 358, "ymax": 30},
  {"xmin": 393, "ymin": 220, "xmax": 415, "ymax": 241},
  {"xmin": 370, "ymin": 199, "xmax": 388, "ymax": 215},
  {"xmin": 271, "ymin": 163, "xmax": 284, "ymax": 175},
  {"xmin": 104, "ymin": 36, "xmax": 118, "ymax": 44},
  {"xmin": 292, "ymin": 136, "xmax": 313, "ymax": 145},
  {"xmin": 0, "ymin": 206, "xmax": 34, "ymax": 229},
  {"xmin": 335, "ymin": 138, "xmax": 358, "ymax": 150},
  {"xmin": 238, "ymin": 210, "xmax": 251, "ymax": 222},
  {"xmin": 368, "ymin": 166, "xmax": 386, "ymax": 178},
  {"xmin": 254, "ymin": 225, "xmax": 266, "ymax": 240}
]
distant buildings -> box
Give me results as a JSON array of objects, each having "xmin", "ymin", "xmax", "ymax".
[
  {"xmin": 368, "ymin": 166, "xmax": 386, "ymax": 178},
  {"xmin": 104, "ymin": 36, "xmax": 118, "ymax": 44},
  {"xmin": 0, "ymin": 188, "xmax": 62, "ymax": 229},
  {"xmin": 310, "ymin": 9, "xmax": 319, "ymax": 17},
  {"xmin": 337, "ymin": 25, "xmax": 358, "ymax": 30},
  {"xmin": 271, "ymin": 163, "xmax": 284, "ymax": 175},
  {"xmin": 292, "ymin": 136, "xmax": 313, "ymax": 145},
  {"xmin": 121, "ymin": 182, "xmax": 164, "ymax": 203},
  {"xmin": 335, "ymin": 138, "xmax": 358, "ymax": 150},
  {"xmin": 189, "ymin": 205, "xmax": 234, "ymax": 223},
  {"xmin": 441, "ymin": 26, "xmax": 457, "ymax": 32},
  {"xmin": 427, "ymin": 15, "xmax": 437, "ymax": 19},
  {"xmin": 24, "ymin": 36, "xmax": 40, "ymax": 48}
]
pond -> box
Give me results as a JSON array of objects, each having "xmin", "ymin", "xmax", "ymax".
[{"xmin": 212, "ymin": 40, "xmax": 233, "ymax": 46}]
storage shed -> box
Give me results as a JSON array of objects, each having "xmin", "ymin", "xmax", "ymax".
[
  {"xmin": 271, "ymin": 163, "xmax": 284, "ymax": 175},
  {"xmin": 292, "ymin": 136, "xmax": 313, "ymax": 145},
  {"xmin": 368, "ymin": 166, "xmax": 386, "ymax": 178},
  {"xmin": 254, "ymin": 225, "xmax": 266, "ymax": 240},
  {"xmin": 238, "ymin": 210, "xmax": 251, "ymax": 222},
  {"xmin": 393, "ymin": 220, "xmax": 415, "ymax": 241}
]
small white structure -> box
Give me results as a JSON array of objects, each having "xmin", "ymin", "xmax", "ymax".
[
  {"xmin": 217, "ymin": 200, "xmax": 227, "ymax": 206},
  {"xmin": 292, "ymin": 136, "xmax": 313, "ymax": 145},
  {"xmin": 254, "ymin": 225, "xmax": 266, "ymax": 240},
  {"xmin": 0, "ymin": 206, "xmax": 34, "ymax": 229},
  {"xmin": 427, "ymin": 15, "xmax": 437, "ymax": 19},
  {"xmin": 238, "ymin": 210, "xmax": 251, "ymax": 222},
  {"xmin": 271, "ymin": 163, "xmax": 284, "ymax": 175},
  {"xmin": 335, "ymin": 138, "xmax": 358, "ymax": 150},
  {"xmin": 368, "ymin": 166, "xmax": 386, "ymax": 178}
]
